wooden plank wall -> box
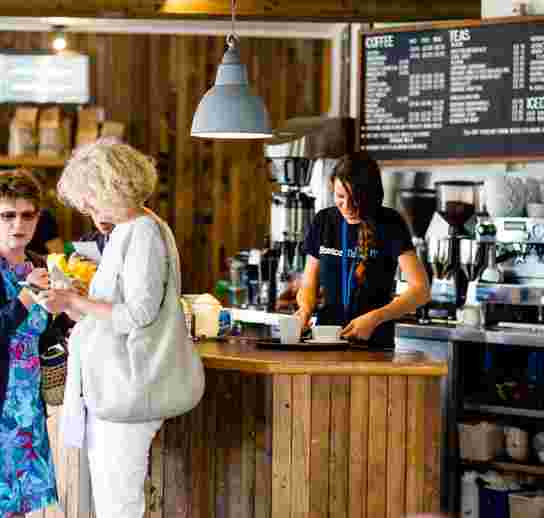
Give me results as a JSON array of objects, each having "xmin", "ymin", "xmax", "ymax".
[
  {"xmin": 161, "ymin": 369, "xmax": 443, "ymax": 518},
  {"xmin": 0, "ymin": 31, "xmax": 327, "ymax": 293}
]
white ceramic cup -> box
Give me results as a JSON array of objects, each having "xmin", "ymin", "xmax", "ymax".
[
  {"xmin": 460, "ymin": 305, "xmax": 481, "ymax": 327},
  {"xmin": 278, "ymin": 315, "xmax": 302, "ymax": 344},
  {"xmin": 312, "ymin": 325, "xmax": 342, "ymax": 341}
]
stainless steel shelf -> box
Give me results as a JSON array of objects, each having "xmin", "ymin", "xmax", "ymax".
[
  {"xmin": 453, "ymin": 326, "xmax": 544, "ymax": 347},
  {"xmin": 461, "ymin": 459, "xmax": 544, "ymax": 476},
  {"xmin": 464, "ymin": 402, "xmax": 544, "ymax": 419}
]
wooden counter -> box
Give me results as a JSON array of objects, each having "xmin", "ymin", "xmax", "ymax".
[
  {"xmin": 157, "ymin": 338, "xmax": 447, "ymax": 518},
  {"xmin": 197, "ymin": 337, "xmax": 448, "ymax": 376},
  {"xmin": 45, "ymin": 338, "xmax": 447, "ymax": 518}
]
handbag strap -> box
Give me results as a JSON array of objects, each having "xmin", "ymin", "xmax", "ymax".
[{"xmin": 143, "ymin": 208, "xmax": 182, "ymax": 296}]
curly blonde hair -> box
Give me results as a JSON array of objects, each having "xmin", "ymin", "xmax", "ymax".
[{"xmin": 57, "ymin": 140, "xmax": 157, "ymax": 213}]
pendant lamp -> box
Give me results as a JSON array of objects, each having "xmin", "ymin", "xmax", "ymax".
[{"xmin": 190, "ymin": 0, "xmax": 273, "ymax": 139}]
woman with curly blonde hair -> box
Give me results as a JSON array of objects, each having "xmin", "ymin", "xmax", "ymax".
[{"xmin": 42, "ymin": 140, "xmax": 167, "ymax": 518}]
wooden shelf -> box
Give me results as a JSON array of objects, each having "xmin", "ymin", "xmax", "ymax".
[
  {"xmin": 464, "ymin": 402, "xmax": 544, "ymax": 419},
  {"xmin": 0, "ymin": 155, "xmax": 67, "ymax": 168},
  {"xmin": 462, "ymin": 459, "xmax": 544, "ymax": 476}
]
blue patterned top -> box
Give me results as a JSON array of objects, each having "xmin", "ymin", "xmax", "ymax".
[{"xmin": 0, "ymin": 257, "xmax": 58, "ymax": 516}]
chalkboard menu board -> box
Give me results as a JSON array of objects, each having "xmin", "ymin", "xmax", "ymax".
[{"xmin": 360, "ymin": 19, "xmax": 544, "ymax": 163}]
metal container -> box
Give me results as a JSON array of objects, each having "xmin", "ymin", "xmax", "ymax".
[
  {"xmin": 268, "ymin": 158, "xmax": 313, "ymax": 187},
  {"xmin": 270, "ymin": 189, "xmax": 314, "ymax": 244}
]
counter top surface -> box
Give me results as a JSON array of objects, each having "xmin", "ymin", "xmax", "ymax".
[
  {"xmin": 231, "ymin": 308, "xmax": 544, "ymax": 347},
  {"xmin": 196, "ymin": 337, "xmax": 447, "ymax": 376},
  {"xmin": 398, "ymin": 320, "xmax": 544, "ymax": 347}
]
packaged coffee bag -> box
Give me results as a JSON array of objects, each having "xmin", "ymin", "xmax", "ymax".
[
  {"xmin": 75, "ymin": 106, "xmax": 103, "ymax": 148},
  {"xmin": 8, "ymin": 107, "xmax": 39, "ymax": 156},
  {"xmin": 38, "ymin": 106, "xmax": 64, "ymax": 158},
  {"xmin": 100, "ymin": 121, "xmax": 125, "ymax": 141}
]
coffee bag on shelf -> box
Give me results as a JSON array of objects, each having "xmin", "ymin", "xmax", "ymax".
[
  {"xmin": 100, "ymin": 121, "xmax": 125, "ymax": 141},
  {"xmin": 75, "ymin": 106, "xmax": 103, "ymax": 148},
  {"xmin": 8, "ymin": 106, "xmax": 39, "ymax": 156},
  {"xmin": 38, "ymin": 106, "xmax": 65, "ymax": 158}
]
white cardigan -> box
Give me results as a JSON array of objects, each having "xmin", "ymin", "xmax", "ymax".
[
  {"xmin": 62, "ymin": 214, "xmax": 168, "ymax": 447},
  {"xmin": 92, "ymin": 215, "xmax": 168, "ymax": 335}
]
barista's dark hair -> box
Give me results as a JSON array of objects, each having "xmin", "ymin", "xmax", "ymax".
[
  {"xmin": 331, "ymin": 152, "xmax": 384, "ymax": 217},
  {"xmin": 331, "ymin": 152, "xmax": 384, "ymax": 285},
  {"xmin": 0, "ymin": 169, "xmax": 43, "ymax": 209}
]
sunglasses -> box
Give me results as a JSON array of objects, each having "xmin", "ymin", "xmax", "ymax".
[{"xmin": 0, "ymin": 210, "xmax": 39, "ymax": 223}]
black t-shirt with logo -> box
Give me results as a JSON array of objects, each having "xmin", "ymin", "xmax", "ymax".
[{"xmin": 303, "ymin": 206, "xmax": 414, "ymax": 347}]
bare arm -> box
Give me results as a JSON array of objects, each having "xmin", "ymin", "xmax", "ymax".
[
  {"xmin": 374, "ymin": 250, "xmax": 431, "ymax": 323},
  {"xmin": 341, "ymin": 250, "xmax": 431, "ymax": 340},
  {"xmin": 40, "ymin": 289, "xmax": 113, "ymax": 321}
]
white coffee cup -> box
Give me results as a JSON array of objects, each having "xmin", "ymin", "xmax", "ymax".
[
  {"xmin": 312, "ymin": 325, "xmax": 342, "ymax": 341},
  {"xmin": 460, "ymin": 304, "xmax": 481, "ymax": 327},
  {"xmin": 278, "ymin": 315, "xmax": 302, "ymax": 344}
]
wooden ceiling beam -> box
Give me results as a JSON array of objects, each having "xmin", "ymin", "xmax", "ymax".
[
  {"xmin": 161, "ymin": 0, "xmax": 481, "ymax": 22},
  {"xmin": 0, "ymin": 0, "xmax": 481, "ymax": 22}
]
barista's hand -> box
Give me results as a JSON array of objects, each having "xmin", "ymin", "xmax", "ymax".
[
  {"xmin": 340, "ymin": 310, "xmax": 383, "ymax": 341},
  {"xmin": 294, "ymin": 307, "xmax": 312, "ymax": 331}
]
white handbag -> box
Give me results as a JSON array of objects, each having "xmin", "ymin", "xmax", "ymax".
[{"xmin": 69, "ymin": 214, "xmax": 205, "ymax": 423}]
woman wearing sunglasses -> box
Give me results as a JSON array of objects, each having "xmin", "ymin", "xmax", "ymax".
[
  {"xmin": 295, "ymin": 152, "xmax": 431, "ymax": 348},
  {"xmin": 0, "ymin": 170, "xmax": 63, "ymax": 517}
]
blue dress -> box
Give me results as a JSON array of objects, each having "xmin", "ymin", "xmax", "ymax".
[{"xmin": 0, "ymin": 259, "xmax": 58, "ymax": 516}]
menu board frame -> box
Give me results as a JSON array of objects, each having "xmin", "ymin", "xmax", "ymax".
[{"xmin": 360, "ymin": 16, "xmax": 544, "ymax": 166}]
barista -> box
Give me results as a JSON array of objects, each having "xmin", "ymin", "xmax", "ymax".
[{"xmin": 295, "ymin": 152, "xmax": 430, "ymax": 348}]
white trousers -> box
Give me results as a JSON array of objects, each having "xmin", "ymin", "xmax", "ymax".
[{"xmin": 86, "ymin": 414, "xmax": 163, "ymax": 518}]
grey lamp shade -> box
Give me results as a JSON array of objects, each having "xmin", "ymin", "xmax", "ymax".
[{"xmin": 191, "ymin": 43, "xmax": 273, "ymax": 139}]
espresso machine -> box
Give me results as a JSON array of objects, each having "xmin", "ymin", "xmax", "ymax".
[{"xmin": 466, "ymin": 216, "xmax": 544, "ymax": 327}]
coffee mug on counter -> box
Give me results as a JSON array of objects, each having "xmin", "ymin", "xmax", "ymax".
[{"xmin": 459, "ymin": 304, "xmax": 482, "ymax": 328}]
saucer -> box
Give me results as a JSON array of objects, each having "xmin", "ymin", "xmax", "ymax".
[
  {"xmin": 305, "ymin": 338, "xmax": 346, "ymax": 345},
  {"xmin": 256, "ymin": 338, "xmax": 347, "ymax": 350}
]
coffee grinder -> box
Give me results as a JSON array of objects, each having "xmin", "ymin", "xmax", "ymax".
[
  {"xmin": 434, "ymin": 181, "xmax": 478, "ymax": 312},
  {"xmin": 399, "ymin": 188, "xmax": 436, "ymax": 323}
]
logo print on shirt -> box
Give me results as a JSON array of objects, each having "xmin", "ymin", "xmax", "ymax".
[{"xmin": 319, "ymin": 246, "xmax": 379, "ymax": 259}]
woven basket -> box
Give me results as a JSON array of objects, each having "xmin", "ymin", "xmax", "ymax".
[{"xmin": 41, "ymin": 343, "xmax": 67, "ymax": 407}]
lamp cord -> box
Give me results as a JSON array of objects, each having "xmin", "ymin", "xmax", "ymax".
[
  {"xmin": 227, "ymin": 0, "xmax": 238, "ymax": 48},
  {"xmin": 231, "ymin": 0, "xmax": 236, "ymax": 36}
]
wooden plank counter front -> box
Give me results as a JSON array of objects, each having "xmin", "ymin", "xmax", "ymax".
[{"xmin": 159, "ymin": 337, "xmax": 447, "ymax": 518}]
